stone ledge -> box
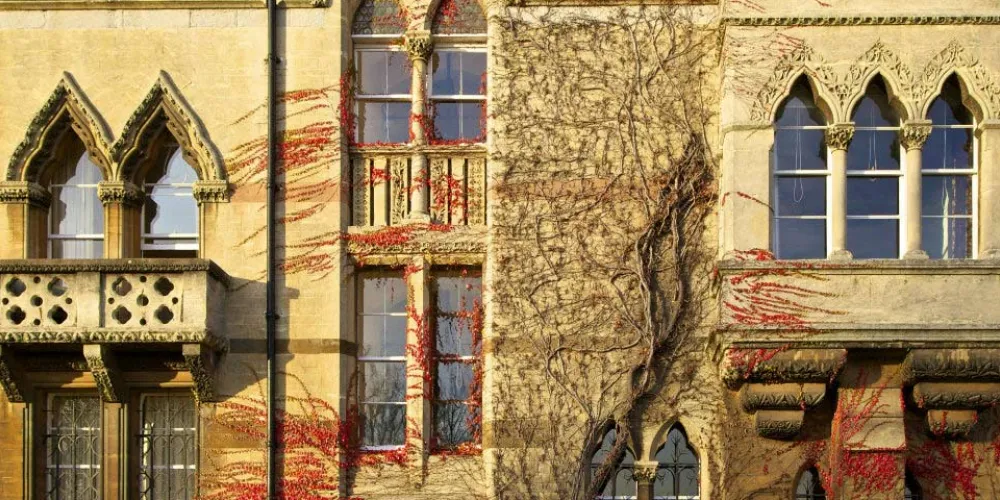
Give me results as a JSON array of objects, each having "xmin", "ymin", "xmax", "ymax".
[
  {"xmin": 723, "ymin": 327, "xmax": 1000, "ymax": 349},
  {"xmin": 717, "ymin": 258, "xmax": 1000, "ymax": 275},
  {"xmin": 0, "ymin": 328, "xmax": 228, "ymax": 352},
  {"xmin": 0, "ymin": 0, "xmax": 326, "ymax": 10},
  {"xmin": 0, "ymin": 258, "xmax": 231, "ymax": 288}
]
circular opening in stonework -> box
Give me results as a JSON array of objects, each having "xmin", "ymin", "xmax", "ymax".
[
  {"xmin": 49, "ymin": 306, "xmax": 68, "ymax": 325},
  {"xmin": 140, "ymin": 276, "xmax": 147, "ymax": 283},
  {"xmin": 32, "ymin": 276, "xmax": 40, "ymax": 284},
  {"xmin": 32, "ymin": 319, "xmax": 40, "ymax": 326},
  {"xmin": 30, "ymin": 296, "xmax": 42, "ymax": 307},
  {"xmin": 137, "ymin": 294, "xmax": 149, "ymax": 307},
  {"xmin": 65, "ymin": 298, "xmax": 72, "ymax": 305},
  {"xmin": 139, "ymin": 318, "xmax": 147, "ymax": 326},
  {"xmin": 6, "ymin": 278, "xmax": 26, "ymax": 297},
  {"xmin": 153, "ymin": 277, "xmax": 175, "ymax": 296},
  {"xmin": 1, "ymin": 298, "xmax": 8, "ymax": 306},
  {"xmin": 112, "ymin": 277, "xmax": 132, "ymax": 297},
  {"xmin": 111, "ymin": 306, "xmax": 132, "ymax": 325},
  {"xmin": 154, "ymin": 305, "xmax": 174, "ymax": 324},
  {"xmin": 172, "ymin": 297, "xmax": 179, "ymax": 305},
  {"xmin": 6, "ymin": 306, "xmax": 26, "ymax": 325},
  {"xmin": 48, "ymin": 278, "xmax": 68, "ymax": 297}
]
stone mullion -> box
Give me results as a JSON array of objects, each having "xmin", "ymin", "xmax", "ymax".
[
  {"xmin": 405, "ymin": 32, "xmax": 433, "ymax": 222},
  {"xmin": 405, "ymin": 255, "xmax": 431, "ymax": 469},
  {"xmin": 978, "ymin": 121, "xmax": 1000, "ymax": 258},
  {"xmin": 901, "ymin": 121, "xmax": 932, "ymax": 259},
  {"xmin": 97, "ymin": 181, "xmax": 143, "ymax": 259},
  {"xmin": 826, "ymin": 124, "xmax": 855, "ymax": 259}
]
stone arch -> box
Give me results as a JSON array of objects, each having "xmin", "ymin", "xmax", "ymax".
[
  {"xmin": 350, "ymin": 0, "xmax": 408, "ymax": 35},
  {"xmin": 750, "ymin": 44, "xmax": 836, "ymax": 123},
  {"xmin": 112, "ymin": 71, "xmax": 226, "ymax": 190},
  {"xmin": 919, "ymin": 70, "xmax": 988, "ymax": 123},
  {"xmin": 427, "ymin": 0, "xmax": 488, "ymax": 34},
  {"xmin": 7, "ymin": 72, "xmax": 113, "ymax": 184},
  {"xmin": 917, "ymin": 42, "xmax": 1000, "ymax": 122},
  {"xmin": 646, "ymin": 420, "xmax": 700, "ymax": 463},
  {"xmin": 845, "ymin": 71, "xmax": 911, "ymax": 123},
  {"xmin": 767, "ymin": 72, "xmax": 837, "ymax": 125}
]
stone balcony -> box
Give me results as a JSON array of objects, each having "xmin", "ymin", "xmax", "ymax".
[{"xmin": 0, "ymin": 259, "xmax": 229, "ymax": 404}]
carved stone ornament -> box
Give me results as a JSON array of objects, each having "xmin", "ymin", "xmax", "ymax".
[
  {"xmin": 723, "ymin": 348, "xmax": 848, "ymax": 388},
  {"xmin": 83, "ymin": 344, "xmax": 124, "ymax": 403},
  {"xmin": 824, "ymin": 124, "xmax": 855, "ymax": 151},
  {"xmin": 97, "ymin": 181, "xmax": 144, "ymax": 207},
  {"xmin": 0, "ymin": 345, "xmax": 28, "ymax": 403},
  {"xmin": 725, "ymin": 15, "xmax": 1000, "ymax": 27},
  {"xmin": 0, "ymin": 258, "xmax": 231, "ymax": 289},
  {"xmin": 912, "ymin": 382, "xmax": 1000, "ymax": 409},
  {"xmin": 754, "ymin": 410, "xmax": 804, "ymax": 440},
  {"xmin": 183, "ymin": 343, "xmax": 217, "ymax": 403},
  {"xmin": 7, "ymin": 72, "xmax": 113, "ymax": 183},
  {"xmin": 345, "ymin": 225, "xmax": 487, "ymax": 256},
  {"xmin": 901, "ymin": 122, "xmax": 932, "ymax": 151},
  {"xmin": 0, "ymin": 328, "xmax": 229, "ymax": 353},
  {"xmin": 192, "ymin": 179, "xmax": 231, "ymax": 204},
  {"xmin": 631, "ymin": 465, "xmax": 659, "ymax": 483},
  {"xmin": 405, "ymin": 33, "xmax": 434, "ymax": 61},
  {"xmin": 904, "ymin": 348, "xmax": 1000, "ymax": 382},
  {"xmin": 0, "ymin": 181, "xmax": 51, "ymax": 208},
  {"xmin": 740, "ymin": 382, "xmax": 827, "ymax": 412},
  {"xmin": 927, "ymin": 409, "xmax": 978, "ymax": 439},
  {"xmin": 112, "ymin": 71, "xmax": 227, "ymax": 185}
]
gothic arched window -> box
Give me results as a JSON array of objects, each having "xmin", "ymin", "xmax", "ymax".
[
  {"xmin": 142, "ymin": 147, "xmax": 199, "ymax": 257},
  {"xmin": 794, "ymin": 467, "xmax": 826, "ymax": 500},
  {"xmin": 352, "ymin": 0, "xmax": 411, "ymax": 145},
  {"xmin": 430, "ymin": 0, "xmax": 487, "ymax": 143},
  {"xmin": 653, "ymin": 426, "xmax": 699, "ymax": 500},
  {"xmin": 771, "ymin": 78, "xmax": 828, "ymax": 259},
  {"xmin": 47, "ymin": 142, "xmax": 104, "ymax": 259},
  {"xmin": 591, "ymin": 429, "xmax": 637, "ymax": 500},
  {"xmin": 846, "ymin": 77, "xmax": 902, "ymax": 258},
  {"xmin": 922, "ymin": 75, "xmax": 976, "ymax": 259}
]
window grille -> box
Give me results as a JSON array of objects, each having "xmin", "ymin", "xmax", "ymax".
[
  {"xmin": 137, "ymin": 393, "xmax": 197, "ymax": 500},
  {"xmin": 652, "ymin": 426, "xmax": 700, "ymax": 500},
  {"xmin": 45, "ymin": 394, "xmax": 102, "ymax": 500}
]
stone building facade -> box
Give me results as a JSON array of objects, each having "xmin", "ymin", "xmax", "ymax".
[{"xmin": 0, "ymin": 0, "xmax": 999, "ymax": 499}]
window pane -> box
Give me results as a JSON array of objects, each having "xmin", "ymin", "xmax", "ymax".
[
  {"xmin": 922, "ymin": 217, "xmax": 971, "ymax": 259},
  {"xmin": 357, "ymin": 101, "xmax": 411, "ymax": 144},
  {"xmin": 773, "ymin": 129, "xmax": 827, "ymax": 172},
  {"xmin": 437, "ymin": 317, "xmax": 474, "ymax": 356},
  {"xmin": 138, "ymin": 394, "xmax": 197, "ymax": 500},
  {"xmin": 852, "ymin": 82, "xmax": 899, "ymax": 127},
  {"xmin": 52, "ymin": 186, "xmax": 103, "ymax": 236},
  {"xmin": 358, "ymin": 51, "xmax": 411, "ymax": 95},
  {"xmin": 775, "ymin": 88, "xmax": 826, "ymax": 128},
  {"xmin": 928, "ymin": 92, "xmax": 972, "ymax": 126},
  {"xmin": 434, "ymin": 401, "xmax": 476, "ymax": 446},
  {"xmin": 437, "ymin": 362, "xmax": 473, "ymax": 400},
  {"xmin": 363, "ymin": 362, "xmax": 405, "ymax": 402},
  {"xmin": 847, "ymin": 177, "xmax": 899, "ymax": 215},
  {"xmin": 432, "ymin": 51, "xmax": 461, "ymax": 95},
  {"xmin": 922, "ymin": 176, "xmax": 972, "ymax": 216},
  {"xmin": 847, "ymin": 219, "xmax": 899, "ymax": 258},
  {"xmin": 362, "ymin": 404, "xmax": 405, "ymax": 447},
  {"xmin": 51, "ymin": 240, "xmax": 103, "ymax": 259},
  {"xmin": 774, "ymin": 219, "xmax": 826, "ymax": 259},
  {"xmin": 923, "ymin": 128, "xmax": 973, "ymax": 170},
  {"xmin": 847, "ymin": 130, "xmax": 900, "ymax": 171},
  {"xmin": 145, "ymin": 190, "xmax": 197, "ymax": 236},
  {"xmin": 433, "ymin": 102, "xmax": 484, "ymax": 142},
  {"xmin": 362, "ymin": 277, "xmax": 406, "ymax": 314},
  {"xmin": 46, "ymin": 395, "xmax": 101, "ymax": 500},
  {"xmin": 436, "ymin": 276, "xmax": 482, "ymax": 313},
  {"xmin": 775, "ymin": 177, "xmax": 826, "ymax": 216}
]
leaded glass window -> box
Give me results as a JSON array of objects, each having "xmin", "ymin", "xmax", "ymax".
[
  {"xmin": 846, "ymin": 77, "xmax": 902, "ymax": 259},
  {"xmin": 142, "ymin": 147, "xmax": 199, "ymax": 257},
  {"xmin": 45, "ymin": 394, "xmax": 102, "ymax": 500},
  {"xmin": 771, "ymin": 79, "xmax": 828, "ymax": 259},
  {"xmin": 137, "ymin": 394, "xmax": 197, "ymax": 500},
  {"xmin": 922, "ymin": 75, "xmax": 976, "ymax": 259},
  {"xmin": 352, "ymin": 0, "xmax": 406, "ymax": 35},
  {"xmin": 653, "ymin": 426, "xmax": 699, "ymax": 500},
  {"xmin": 591, "ymin": 429, "xmax": 637, "ymax": 500},
  {"xmin": 49, "ymin": 151, "xmax": 104, "ymax": 259},
  {"xmin": 794, "ymin": 467, "xmax": 826, "ymax": 500},
  {"xmin": 432, "ymin": 271, "xmax": 483, "ymax": 448},
  {"xmin": 431, "ymin": 0, "xmax": 487, "ymax": 35},
  {"xmin": 359, "ymin": 276, "xmax": 408, "ymax": 448}
]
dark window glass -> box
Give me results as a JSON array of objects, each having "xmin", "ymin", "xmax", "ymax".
[
  {"xmin": 774, "ymin": 128, "xmax": 827, "ymax": 172},
  {"xmin": 359, "ymin": 276, "xmax": 407, "ymax": 448},
  {"xmin": 591, "ymin": 430, "xmax": 636, "ymax": 500},
  {"xmin": 352, "ymin": 0, "xmax": 406, "ymax": 35},
  {"xmin": 775, "ymin": 177, "xmax": 826, "ymax": 216},
  {"xmin": 847, "ymin": 219, "xmax": 899, "ymax": 259},
  {"xmin": 432, "ymin": 102, "xmax": 484, "ymax": 141},
  {"xmin": 433, "ymin": 273, "xmax": 483, "ymax": 449},
  {"xmin": 795, "ymin": 467, "xmax": 826, "ymax": 500},
  {"xmin": 905, "ymin": 472, "xmax": 922, "ymax": 500},
  {"xmin": 852, "ymin": 79, "xmax": 899, "ymax": 127},
  {"xmin": 774, "ymin": 219, "xmax": 826, "ymax": 259},
  {"xmin": 847, "ymin": 129, "xmax": 900, "ymax": 171},
  {"xmin": 922, "ymin": 216, "xmax": 971, "ymax": 259},
  {"xmin": 653, "ymin": 427, "xmax": 700, "ymax": 500},
  {"xmin": 846, "ymin": 178, "xmax": 899, "ymax": 216}
]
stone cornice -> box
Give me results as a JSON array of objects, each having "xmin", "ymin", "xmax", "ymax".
[
  {"xmin": 724, "ymin": 15, "xmax": 1000, "ymax": 27},
  {"xmin": 0, "ymin": 258, "xmax": 231, "ymax": 288},
  {"xmin": 0, "ymin": 0, "xmax": 326, "ymax": 9},
  {"xmin": 0, "ymin": 328, "xmax": 228, "ymax": 352},
  {"xmin": 717, "ymin": 259, "xmax": 1000, "ymax": 275}
]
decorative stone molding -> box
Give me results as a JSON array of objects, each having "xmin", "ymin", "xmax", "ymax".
[
  {"xmin": 901, "ymin": 122, "xmax": 932, "ymax": 151},
  {"xmin": 192, "ymin": 179, "xmax": 231, "ymax": 204},
  {"xmin": 824, "ymin": 124, "xmax": 855, "ymax": 151},
  {"xmin": 0, "ymin": 181, "xmax": 51, "ymax": 208},
  {"xmin": 904, "ymin": 348, "xmax": 1000, "ymax": 382},
  {"xmin": 725, "ymin": 16, "xmax": 1000, "ymax": 27},
  {"xmin": 904, "ymin": 349, "xmax": 1000, "ymax": 439},
  {"xmin": 723, "ymin": 348, "xmax": 847, "ymax": 387},
  {"xmin": 183, "ymin": 343, "xmax": 217, "ymax": 403},
  {"xmin": 404, "ymin": 33, "xmax": 434, "ymax": 61},
  {"xmin": 0, "ymin": 329, "xmax": 228, "ymax": 353},
  {"xmin": 0, "ymin": 0, "xmax": 326, "ymax": 8},
  {"xmin": 631, "ymin": 464, "xmax": 659, "ymax": 483},
  {"xmin": 83, "ymin": 344, "xmax": 124, "ymax": 403},
  {"xmin": 740, "ymin": 382, "xmax": 827, "ymax": 412},
  {"xmin": 927, "ymin": 409, "xmax": 978, "ymax": 438},
  {"xmin": 97, "ymin": 181, "xmax": 144, "ymax": 207},
  {"xmin": 912, "ymin": 382, "xmax": 1000, "ymax": 409},
  {"xmin": 0, "ymin": 258, "xmax": 231, "ymax": 288},
  {"xmin": 7, "ymin": 72, "xmax": 113, "ymax": 183},
  {"xmin": 344, "ymin": 226, "xmax": 487, "ymax": 256},
  {"xmin": 0, "ymin": 346, "xmax": 28, "ymax": 403},
  {"xmin": 754, "ymin": 410, "xmax": 804, "ymax": 440},
  {"xmin": 112, "ymin": 71, "xmax": 227, "ymax": 185}
]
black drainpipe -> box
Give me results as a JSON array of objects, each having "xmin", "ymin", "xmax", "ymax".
[{"xmin": 265, "ymin": 0, "xmax": 279, "ymax": 498}]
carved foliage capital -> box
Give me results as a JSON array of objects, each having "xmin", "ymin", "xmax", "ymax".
[
  {"xmin": 83, "ymin": 344, "xmax": 124, "ymax": 403},
  {"xmin": 901, "ymin": 122, "xmax": 933, "ymax": 150},
  {"xmin": 192, "ymin": 180, "xmax": 230, "ymax": 204},
  {"xmin": 183, "ymin": 343, "xmax": 217, "ymax": 403},
  {"xmin": 97, "ymin": 181, "xmax": 143, "ymax": 207},
  {"xmin": 825, "ymin": 124, "xmax": 855, "ymax": 151},
  {"xmin": 0, "ymin": 181, "xmax": 51, "ymax": 208},
  {"xmin": 0, "ymin": 346, "xmax": 28, "ymax": 403},
  {"xmin": 405, "ymin": 33, "xmax": 434, "ymax": 61},
  {"xmin": 631, "ymin": 465, "xmax": 659, "ymax": 483}
]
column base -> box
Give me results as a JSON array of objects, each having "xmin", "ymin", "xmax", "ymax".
[
  {"xmin": 403, "ymin": 212, "xmax": 432, "ymax": 224},
  {"xmin": 829, "ymin": 249, "xmax": 853, "ymax": 260},
  {"xmin": 903, "ymin": 249, "xmax": 929, "ymax": 260}
]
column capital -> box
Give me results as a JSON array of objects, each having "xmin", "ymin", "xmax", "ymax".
[
  {"xmin": 404, "ymin": 32, "xmax": 433, "ymax": 61},
  {"xmin": 631, "ymin": 461, "xmax": 659, "ymax": 484},
  {"xmin": 97, "ymin": 181, "xmax": 143, "ymax": 207},
  {"xmin": 825, "ymin": 123, "xmax": 855, "ymax": 151},
  {"xmin": 901, "ymin": 121, "xmax": 933, "ymax": 151},
  {"xmin": 0, "ymin": 181, "xmax": 50, "ymax": 208}
]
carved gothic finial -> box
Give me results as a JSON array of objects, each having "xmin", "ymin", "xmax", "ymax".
[
  {"xmin": 405, "ymin": 34, "xmax": 433, "ymax": 61},
  {"xmin": 825, "ymin": 124, "xmax": 855, "ymax": 151},
  {"xmin": 901, "ymin": 122, "xmax": 933, "ymax": 150}
]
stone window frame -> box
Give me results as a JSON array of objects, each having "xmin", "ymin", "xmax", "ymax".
[{"xmin": 30, "ymin": 387, "xmax": 201, "ymax": 500}]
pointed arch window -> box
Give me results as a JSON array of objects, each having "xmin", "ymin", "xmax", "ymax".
[
  {"xmin": 653, "ymin": 426, "xmax": 699, "ymax": 500},
  {"xmin": 794, "ymin": 467, "xmax": 826, "ymax": 500},
  {"xmin": 430, "ymin": 0, "xmax": 487, "ymax": 143},
  {"xmin": 846, "ymin": 78, "xmax": 902, "ymax": 259},
  {"xmin": 47, "ymin": 147, "xmax": 104, "ymax": 259},
  {"xmin": 591, "ymin": 429, "xmax": 637, "ymax": 500},
  {"xmin": 142, "ymin": 147, "xmax": 199, "ymax": 257},
  {"xmin": 352, "ymin": 0, "xmax": 411, "ymax": 145},
  {"xmin": 771, "ymin": 79, "xmax": 829, "ymax": 259},
  {"xmin": 922, "ymin": 75, "xmax": 976, "ymax": 259}
]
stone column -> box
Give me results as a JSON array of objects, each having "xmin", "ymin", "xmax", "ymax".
[
  {"xmin": 404, "ymin": 255, "xmax": 430, "ymax": 468},
  {"xmin": 405, "ymin": 32, "xmax": 433, "ymax": 222},
  {"xmin": 192, "ymin": 179, "xmax": 230, "ymax": 258},
  {"xmin": 826, "ymin": 124, "xmax": 855, "ymax": 259},
  {"xmin": 633, "ymin": 461, "xmax": 659, "ymax": 500},
  {"xmin": 901, "ymin": 121, "xmax": 932, "ymax": 259},
  {"xmin": 97, "ymin": 181, "xmax": 143, "ymax": 259},
  {"xmin": 0, "ymin": 182, "xmax": 50, "ymax": 258},
  {"xmin": 978, "ymin": 120, "xmax": 1000, "ymax": 258}
]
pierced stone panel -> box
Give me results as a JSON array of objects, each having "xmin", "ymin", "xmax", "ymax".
[
  {"xmin": 0, "ymin": 274, "xmax": 77, "ymax": 327},
  {"xmin": 103, "ymin": 274, "xmax": 183, "ymax": 327}
]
